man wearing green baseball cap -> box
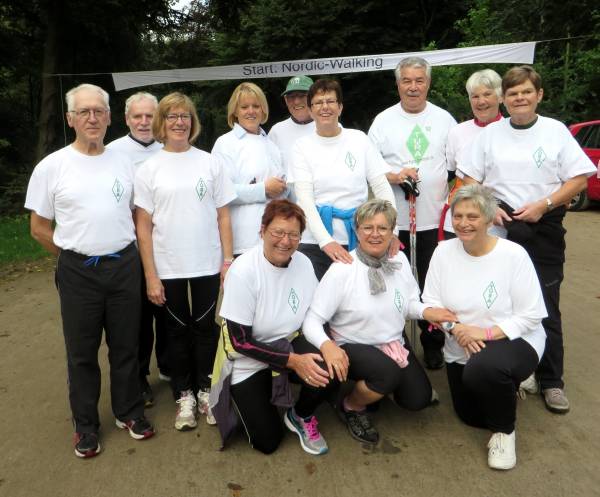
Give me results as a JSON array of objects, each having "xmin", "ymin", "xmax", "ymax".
[{"xmin": 269, "ymin": 76, "xmax": 316, "ymax": 195}]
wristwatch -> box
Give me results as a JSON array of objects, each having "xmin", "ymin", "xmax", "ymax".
[{"xmin": 441, "ymin": 321, "xmax": 456, "ymax": 332}]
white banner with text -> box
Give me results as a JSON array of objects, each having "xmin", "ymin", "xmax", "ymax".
[{"xmin": 112, "ymin": 42, "xmax": 536, "ymax": 91}]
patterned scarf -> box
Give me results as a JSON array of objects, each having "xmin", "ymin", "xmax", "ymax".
[{"xmin": 355, "ymin": 245, "xmax": 401, "ymax": 295}]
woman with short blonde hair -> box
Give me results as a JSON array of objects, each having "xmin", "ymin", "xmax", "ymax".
[
  {"xmin": 212, "ymin": 82, "xmax": 286, "ymax": 255},
  {"xmin": 135, "ymin": 92, "xmax": 236, "ymax": 431}
]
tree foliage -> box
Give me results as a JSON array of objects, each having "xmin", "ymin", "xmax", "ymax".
[{"xmin": 0, "ymin": 0, "xmax": 598, "ymax": 215}]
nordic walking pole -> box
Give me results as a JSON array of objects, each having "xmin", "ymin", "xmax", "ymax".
[
  {"xmin": 408, "ymin": 190, "xmax": 418, "ymax": 347},
  {"xmin": 400, "ymin": 174, "xmax": 420, "ymax": 347}
]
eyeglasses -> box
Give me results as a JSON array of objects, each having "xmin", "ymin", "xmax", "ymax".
[
  {"xmin": 310, "ymin": 99, "xmax": 338, "ymax": 109},
  {"xmin": 267, "ymin": 228, "xmax": 301, "ymax": 241},
  {"xmin": 358, "ymin": 225, "xmax": 391, "ymax": 236},
  {"xmin": 165, "ymin": 113, "xmax": 192, "ymax": 123},
  {"xmin": 69, "ymin": 108, "xmax": 108, "ymax": 119}
]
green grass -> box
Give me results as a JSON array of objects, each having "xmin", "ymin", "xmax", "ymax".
[{"xmin": 0, "ymin": 214, "xmax": 48, "ymax": 265}]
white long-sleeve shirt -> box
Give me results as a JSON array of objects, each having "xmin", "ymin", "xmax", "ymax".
[
  {"xmin": 303, "ymin": 250, "xmax": 427, "ymax": 349},
  {"xmin": 422, "ymin": 237, "xmax": 547, "ymax": 365}
]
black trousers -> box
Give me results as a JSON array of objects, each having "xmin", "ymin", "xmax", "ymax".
[
  {"xmin": 56, "ymin": 243, "xmax": 144, "ymax": 433},
  {"xmin": 139, "ymin": 271, "xmax": 169, "ymax": 379},
  {"xmin": 162, "ymin": 274, "xmax": 220, "ymax": 395},
  {"xmin": 298, "ymin": 243, "xmax": 347, "ymax": 282},
  {"xmin": 341, "ymin": 337, "xmax": 432, "ymax": 410},
  {"xmin": 399, "ymin": 228, "xmax": 447, "ymax": 351},
  {"xmin": 230, "ymin": 335, "xmax": 335, "ymax": 454},
  {"xmin": 534, "ymin": 262, "xmax": 564, "ymax": 389},
  {"xmin": 446, "ymin": 338, "xmax": 538, "ymax": 434}
]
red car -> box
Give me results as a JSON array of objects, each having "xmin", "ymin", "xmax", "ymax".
[{"xmin": 569, "ymin": 120, "xmax": 600, "ymax": 211}]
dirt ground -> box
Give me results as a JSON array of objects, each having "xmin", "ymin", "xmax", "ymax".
[{"xmin": 1, "ymin": 210, "xmax": 599, "ymax": 497}]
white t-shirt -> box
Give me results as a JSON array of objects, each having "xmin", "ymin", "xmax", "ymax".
[
  {"xmin": 303, "ymin": 250, "xmax": 427, "ymax": 349},
  {"xmin": 25, "ymin": 145, "xmax": 136, "ymax": 255},
  {"xmin": 134, "ymin": 147, "xmax": 236, "ymax": 279},
  {"xmin": 269, "ymin": 118, "xmax": 316, "ymax": 179},
  {"xmin": 106, "ymin": 135, "xmax": 162, "ymax": 168},
  {"xmin": 219, "ymin": 245, "xmax": 318, "ymax": 384},
  {"xmin": 442, "ymin": 118, "xmax": 500, "ymax": 232},
  {"xmin": 368, "ymin": 102, "xmax": 457, "ymax": 231},
  {"xmin": 422, "ymin": 238, "xmax": 547, "ymax": 365},
  {"xmin": 291, "ymin": 128, "xmax": 392, "ymax": 246},
  {"xmin": 460, "ymin": 116, "xmax": 597, "ymax": 210},
  {"xmin": 212, "ymin": 124, "xmax": 284, "ymax": 254}
]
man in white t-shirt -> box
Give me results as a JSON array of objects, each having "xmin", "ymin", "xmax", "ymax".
[
  {"xmin": 25, "ymin": 84, "xmax": 155, "ymax": 459},
  {"xmin": 269, "ymin": 76, "xmax": 316, "ymax": 188},
  {"xmin": 107, "ymin": 92, "xmax": 162, "ymax": 165},
  {"xmin": 107, "ymin": 92, "xmax": 168, "ymax": 408},
  {"xmin": 368, "ymin": 57, "xmax": 457, "ymax": 369}
]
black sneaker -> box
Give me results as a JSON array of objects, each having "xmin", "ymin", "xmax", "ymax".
[
  {"xmin": 342, "ymin": 409, "xmax": 379, "ymax": 444},
  {"xmin": 74, "ymin": 432, "xmax": 101, "ymax": 458},
  {"xmin": 423, "ymin": 348, "xmax": 444, "ymax": 370},
  {"xmin": 116, "ymin": 416, "xmax": 156, "ymax": 440},
  {"xmin": 141, "ymin": 377, "xmax": 154, "ymax": 408}
]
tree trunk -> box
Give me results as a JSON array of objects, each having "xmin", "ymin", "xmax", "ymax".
[{"xmin": 36, "ymin": 0, "xmax": 62, "ymax": 163}]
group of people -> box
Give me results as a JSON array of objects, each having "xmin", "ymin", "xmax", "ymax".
[{"xmin": 25, "ymin": 56, "xmax": 595, "ymax": 471}]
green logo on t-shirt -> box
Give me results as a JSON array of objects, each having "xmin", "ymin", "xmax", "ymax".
[
  {"xmin": 288, "ymin": 288, "xmax": 300, "ymax": 314},
  {"xmin": 394, "ymin": 289, "xmax": 404, "ymax": 313},
  {"xmin": 406, "ymin": 125, "xmax": 429, "ymax": 165},
  {"xmin": 483, "ymin": 281, "xmax": 498, "ymax": 308},
  {"xmin": 533, "ymin": 147, "xmax": 547, "ymax": 168},
  {"xmin": 112, "ymin": 178, "xmax": 124, "ymax": 202},
  {"xmin": 345, "ymin": 151, "xmax": 356, "ymax": 171},
  {"xmin": 196, "ymin": 178, "xmax": 207, "ymax": 200}
]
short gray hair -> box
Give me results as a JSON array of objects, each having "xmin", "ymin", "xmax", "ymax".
[
  {"xmin": 465, "ymin": 69, "xmax": 502, "ymax": 98},
  {"xmin": 125, "ymin": 92, "xmax": 158, "ymax": 115},
  {"xmin": 354, "ymin": 199, "xmax": 397, "ymax": 230},
  {"xmin": 394, "ymin": 56, "xmax": 431, "ymax": 81},
  {"xmin": 66, "ymin": 83, "xmax": 110, "ymax": 112},
  {"xmin": 450, "ymin": 184, "xmax": 498, "ymax": 223}
]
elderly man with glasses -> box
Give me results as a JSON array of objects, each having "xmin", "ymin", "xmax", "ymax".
[
  {"xmin": 269, "ymin": 76, "xmax": 315, "ymax": 200},
  {"xmin": 25, "ymin": 84, "xmax": 155, "ymax": 459}
]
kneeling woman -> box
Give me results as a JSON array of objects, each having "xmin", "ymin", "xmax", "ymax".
[
  {"xmin": 422, "ymin": 184, "xmax": 547, "ymax": 470},
  {"xmin": 303, "ymin": 199, "xmax": 454, "ymax": 445},
  {"xmin": 214, "ymin": 200, "xmax": 338, "ymax": 455}
]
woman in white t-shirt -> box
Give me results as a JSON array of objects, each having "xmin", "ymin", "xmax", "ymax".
[
  {"xmin": 212, "ymin": 82, "xmax": 286, "ymax": 255},
  {"xmin": 216, "ymin": 200, "xmax": 337, "ymax": 456},
  {"xmin": 135, "ymin": 92, "xmax": 236, "ymax": 431},
  {"xmin": 303, "ymin": 199, "xmax": 454, "ymax": 445},
  {"xmin": 422, "ymin": 184, "xmax": 547, "ymax": 470},
  {"xmin": 440, "ymin": 68, "xmax": 504, "ymax": 237},
  {"xmin": 292, "ymin": 79, "xmax": 397, "ymax": 280},
  {"xmin": 460, "ymin": 66, "xmax": 596, "ymax": 416}
]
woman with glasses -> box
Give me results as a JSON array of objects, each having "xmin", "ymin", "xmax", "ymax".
[
  {"xmin": 135, "ymin": 92, "xmax": 236, "ymax": 431},
  {"xmin": 303, "ymin": 199, "xmax": 455, "ymax": 445},
  {"xmin": 212, "ymin": 82, "xmax": 286, "ymax": 256},
  {"xmin": 214, "ymin": 200, "xmax": 335, "ymax": 455},
  {"xmin": 291, "ymin": 78, "xmax": 397, "ymax": 280}
]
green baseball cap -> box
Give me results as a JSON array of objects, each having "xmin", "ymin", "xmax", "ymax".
[{"xmin": 281, "ymin": 75, "xmax": 314, "ymax": 96}]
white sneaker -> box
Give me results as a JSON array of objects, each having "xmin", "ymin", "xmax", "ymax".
[
  {"xmin": 175, "ymin": 390, "xmax": 197, "ymax": 431},
  {"xmin": 487, "ymin": 431, "xmax": 516, "ymax": 470},
  {"xmin": 197, "ymin": 389, "xmax": 217, "ymax": 425},
  {"xmin": 518, "ymin": 374, "xmax": 539, "ymax": 399}
]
